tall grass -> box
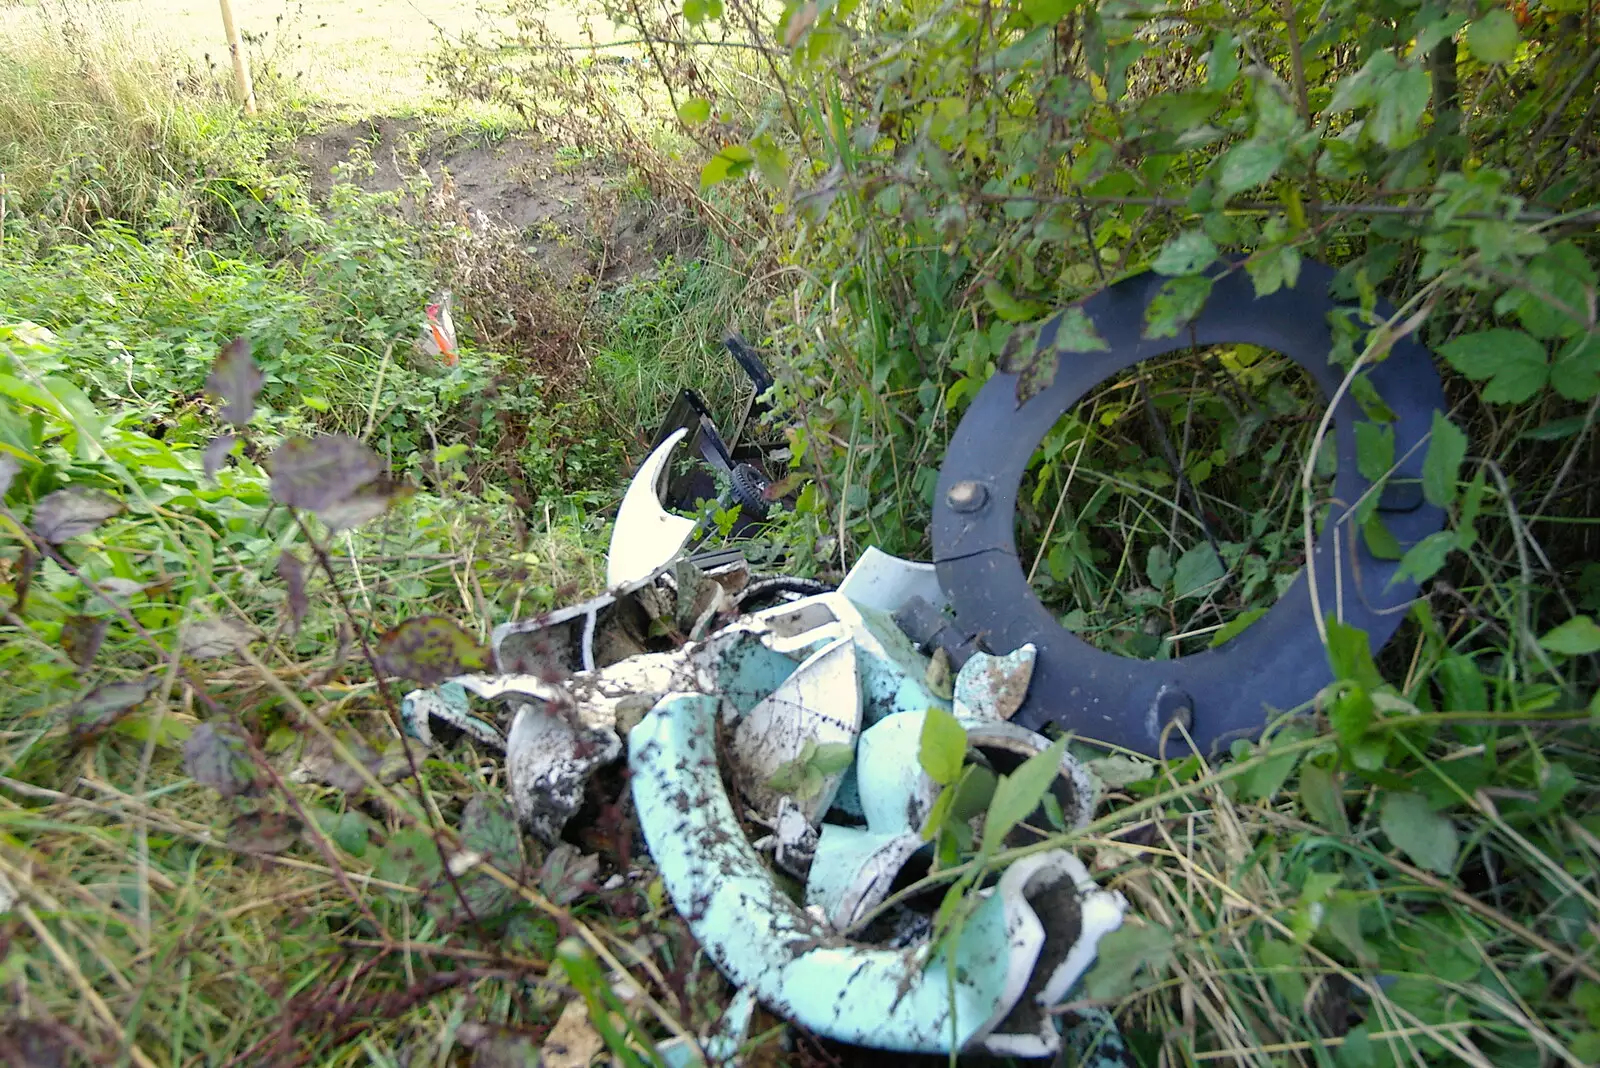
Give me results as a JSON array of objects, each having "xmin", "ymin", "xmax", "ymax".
[{"xmin": 0, "ymin": 0, "xmax": 263, "ymax": 233}]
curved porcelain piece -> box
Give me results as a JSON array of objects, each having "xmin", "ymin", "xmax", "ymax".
[{"xmin": 606, "ymin": 428, "xmax": 698, "ymax": 588}]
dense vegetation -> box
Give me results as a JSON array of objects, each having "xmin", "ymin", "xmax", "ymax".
[{"xmin": 3, "ymin": 0, "xmax": 1599, "ymax": 1064}]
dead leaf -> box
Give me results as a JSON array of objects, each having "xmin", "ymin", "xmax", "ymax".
[
  {"xmin": 67, "ymin": 676, "xmax": 159, "ymax": 742},
  {"xmin": 205, "ymin": 337, "xmax": 264, "ymax": 428},
  {"xmin": 183, "ymin": 618, "xmax": 252, "ymax": 659},
  {"xmin": 31, "ymin": 488, "xmax": 122, "ymax": 544},
  {"xmin": 455, "ymin": 1023, "xmax": 541, "ymax": 1068},
  {"xmin": 228, "ymin": 810, "xmax": 303, "ymax": 855},
  {"xmin": 59, "ymin": 615, "xmax": 108, "ymax": 669},
  {"xmin": 543, "ymin": 1000, "xmax": 605, "ymax": 1068},
  {"xmin": 203, "ymin": 434, "xmax": 237, "ymax": 480},
  {"xmin": 183, "ymin": 721, "xmax": 259, "ymax": 797},
  {"xmin": 267, "ymin": 435, "xmax": 383, "ymax": 513},
  {"xmin": 375, "ymin": 616, "xmax": 489, "ymax": 684},
  {"xmin": 277, "ymin": 551, "xmax": 308, "ymax": 635},
  {"xmin": 290, "ymin": 731, "xmax": 380, "ymax": 793}
]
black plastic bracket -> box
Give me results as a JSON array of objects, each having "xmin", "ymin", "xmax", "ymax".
[{"xmin": 931, "ymin": 261, "xmax": 1447, "ymax": 755}]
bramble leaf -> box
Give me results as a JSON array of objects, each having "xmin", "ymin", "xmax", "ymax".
[
  {"xmin": 205, "ymin": 337, "xmax": 263, "ymax": 428},
  {"xmin": 32, "ymin": 488, "xmax": 122, "ymax": 544},
  {"xmin": 267, "ymin": 435, "xmax": 383, "ymax": 513}
]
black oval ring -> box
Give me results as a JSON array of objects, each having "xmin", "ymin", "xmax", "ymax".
[{"xmin": 932, "ymin": 261, "xmax": 1446, "ymax": 755}]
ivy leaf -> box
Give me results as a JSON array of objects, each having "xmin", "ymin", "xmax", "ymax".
[
  {"xmin": 60, "ymin": 615, "xmax": 108, "ymax": 669},
  {"xmin": 1438, "ymin": 328, "xmax": 1549, "ymax": 404},
  {"xmin": 278, "ymin": 551, "xmax": 308, "ymax": 635},
  {"xmin": 203, "ymin": 434, "xmax": 237, "ymax": 481},
  {"xmin": 32, "ymin": 488, "xmax": 122, "ymax": 544},
  {"xmin": 983, "ymin": 732, "xmax": 1068, "ymax": 847},
  {"xmin": 1466, "ymin": 9, "xmax": 1519, "ymax": 65},
  {"xmin": 1173, "ymin": 543, "xmax": 1224, "ymax": 600},
  {"xmin": 67, "ymin": 676, "xmax": 159, "ymax": 743},
  {"xmin": 183, "ymin": 721, "xmax": 259, "ymax": 798},
  {"xmin": 1422, "ymin": 412, "xmax": 1468, "ymax": 508},
  {"xmin": 376, "ymin": 616, "xmax": 490, "ymax": 684},
  {"xmin": 268, "ymin": 435, "xmax": 383, "ymax": 512},
  {"xmin": 1379, "ymin": 791, "xmax": 1458, "ymax": 874},
  {"xmin": 205, "ymin": 337, "xmax": 263, "ymax": 428},
  {"xmin": 676, "ymin": 97, "xmax": 711, "ymax": 124},
  {"xmin": 700, "ymin": 144, "xmax": 753, "ymax": 188},
  {"xmin": 918, "ymin": 705, "xmax": 968, "ymax": 786},
  {"xmin": 1143, "ymin": 276, "xmax": 1214, "ymax": 339},
  {"xmin": 1050, "ymin": 307, "xmax": 1109, "ymax": 353},
  {"xmin": 1152, "ymin": 229, "xmax": 1218, "ymax": 276},
  {"xmin": 1083, "ymin": 922, "xmax": 1175, "ymax": 999},
  {"xmin": 1216, "ymin": 140, "xmax": 1285, "ymax": 200},
  {"xmin": 1539, "ymin": 615, "xmax": 1600, "ymax": 656},
  {"xmin": 1391, "ymin": 530, "xmax": 1459, "ymax": 586},
  {"xmin": 1370, "ymin": 66, "xmax": 1430, "ymax": 149}
]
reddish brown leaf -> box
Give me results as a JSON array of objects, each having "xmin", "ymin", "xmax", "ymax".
[
  {"xmin": 317, "ymin": 476, "xmax": 411, "ymax": 533},
  {"xmin": 206, "ymin": 337, "xmax": 264, "ymax": 428},
  {"xmin": 267, "ymin": 435, "xmax": 383, "ymax": 513},
  {"xmin": 183, "ymin": 721, "xmax": 259, "ymax": 797},
  {"xmin": 203, "ymin": 434, "xmax": 237, "ymax": 480},
  {"xmin": 375, "ymin": 616, "xmax": 489, "ymax": 684},
  {"xmin": 277, "ymin": 551, "xmax": 308, "ymax": 634},
  {"xmin": 228, "ymin": 809, "xmax": 303, "ymax": 855},
  {"xmin": 59, "ymin": 615, "xmax": 108, "ymax": 669},
  {"xmin": 31, "ymin": 488, "xmax": 122, "ymax": 544},
  {"xmin": 67, "ymin": 676, "xmax": 159, "ymax": 743}
]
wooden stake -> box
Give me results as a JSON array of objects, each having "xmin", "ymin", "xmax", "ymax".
[{"xmin": 218, "ymin": 0, "xmax": 257, "ymax": 114}]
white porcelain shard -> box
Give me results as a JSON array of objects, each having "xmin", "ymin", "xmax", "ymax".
[{"xmin": 606, "ymin": 428, "xmax": 698, "ymax": 589}]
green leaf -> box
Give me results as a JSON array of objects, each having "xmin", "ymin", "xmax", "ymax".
[
  {"xmin": 1326, "ymin": 51, "xmax": 1393, "ymax": 114},
  {"xmin": 699, "ymin": 144, "xmax": 753, "ymax": 188},
  {"xmin": 1370, "ymin": 66, "xmax": 1431, "ymax": 149},
  {"xmin": 1083, "ymin": 922, "xmax": 1175, "ymax": 999},
  {"xmin": 919, "ymin": 785, "xmax": 955, "ymax": 842},
  {"xmin": 1392, "ymin": 530, "xmax": 1459, "ymax": 586},
  {"xmin": 1146, "ymin": 545, "xmax": 1174, "ymax": 590},
  {"xmin": 1551, "ymin": 334, "xmax": 1600, "ymax": 401},
  {"xmin": 1018, "ymin": 0, "xmax": 1081, "ymax": 25},
  {"xmin": 918, "ymin": 706, "xmax": 968, "ymax": 786},
  {"xmin": 1143, "ymin": 276, "xmax": 1214, "ymax": 338},
  {"xmin": 1210, "ymin": 606, "xmax": 1268, "ymax": 647},
  {"xmin": 811, "ymin": 741, "xmax": 855, "ymax": 775},
  {"xmin": 1379, "ymin": 791, "xmax": 1459, "ymax": 874},
  {"xmin": 1152, "ymin": 229, "xmax": 1218, "ymax": 277},
  {"xmin": 1246, "ymin": 244, "xmax": 1302, "ymax": 298},
  {"xmin": 1299, "ymin": 761, "xmax": 1349, "ymax": 833},
  {"xmin": 676, "ymin": 97, "xmax": 712, "ymax": 124},
  {"xmin": 1354, "ymin": 421, "xmax": 1394, "ymax": 482},
  {"xmin": 1324, "ymin": 892, "xmax": 1374, "ymax": 965},
  {"xmin": 984, "ymin": 733, "xmax": 1069, "ymax": 847},
  {"xmin": 1466, "ymin": 9, "xmax": 1519, "ymax": 65},
  {"xmin": 1237, "ymin": 733, "xmax": 1306, "ymax": 801},
  {"xmin": 375, "ymin": 828, "xmax": 443, "ymax": 890},
  {"xmin": 983, "ymin": 281, "xmax": 1046, "ymax": 323},
  {"xmin": 1438, "ymin": 328, "xmax": 1549, "ymax": 404},
  {"xmin": 1173, "ymin": 543, "xmax": 1224, "ymax": 600},
  {"xmin": 1436, "ymin": 655, "xmax": 1487, "ymax": 712},
  {"xmin": 1206, "ymin": 31, "xmax": 1239, "ymax": 90},
  {"xmin": 1050, "ymin": 307, "xmax": 1109, "ymax": 353},
  {"xmin": 1422, "ymin": 412, "xmax": 1468, "ymax": 508},
  {"xmin": 1539, "ymin": 615, "xmax": 1600, "ymax": 656},
  {"xmin": 1362, "ymin": 514, "xmax": 1403, "ymax": 560},
  {"xmin": 948, "ymin": 764, "xmax": 998, "ymax": 822},
  {"xmin": 1216, "ymin": 140, "xmax": 1285, "ymax": 199},
  {"xmin": 1325, "ymin": 619, "xmax": 1382, "ymax": 690}
]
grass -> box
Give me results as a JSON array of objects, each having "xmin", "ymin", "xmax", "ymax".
[{"xmin": 4, "ymin": 0, "xmax": 1600, "ymax": 1065}]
